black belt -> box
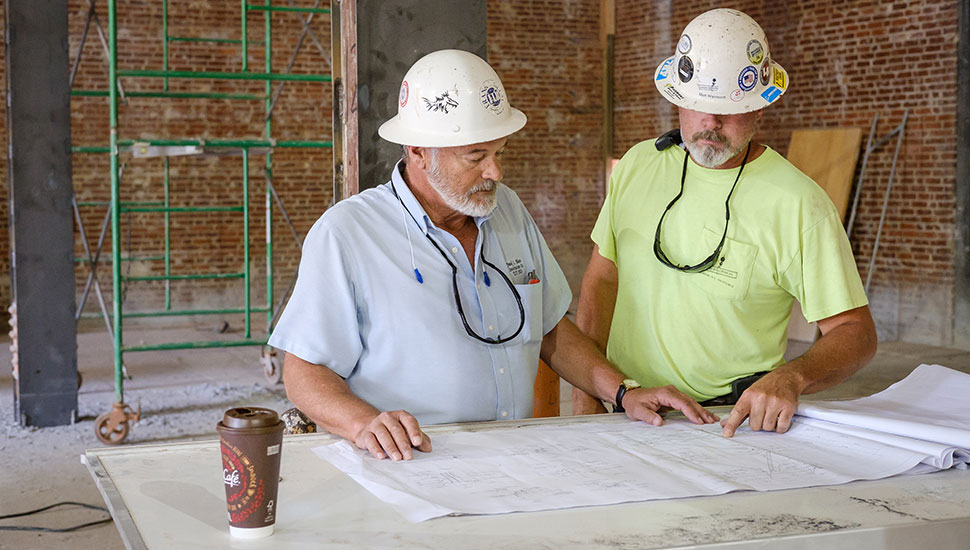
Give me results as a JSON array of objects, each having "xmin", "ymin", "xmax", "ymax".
[{"xmin": 698, "ymin": 370, "xmax": 770, "ymax": 407}]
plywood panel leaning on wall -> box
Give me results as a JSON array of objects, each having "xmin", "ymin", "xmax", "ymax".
[{"xmin": 787, "ymin": 128, "xmax": 864, "ymax": 222}]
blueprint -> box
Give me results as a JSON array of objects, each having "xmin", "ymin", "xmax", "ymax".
[
  {"xmin": 797, "ymin": 363, "xmax": 970, "ymax": 449},
  {"xmin": 314, "ymin": 364, "xmax": 970, "ymax": 523}
]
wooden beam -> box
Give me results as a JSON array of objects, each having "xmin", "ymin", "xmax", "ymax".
[
  {"xmin": 337, "ymin": 0, "xmax": 358, "ymax": 197},
  {"xmin": 601, "ymin": 0, "xmax": 615, "ymax": 191},
  {"xmin": 532, "ymin": 360, "xmax": 560, "ymax": 418},
  {"xmin": 955, "ymin": 0, "xmax": 970, "ymax": 347}
]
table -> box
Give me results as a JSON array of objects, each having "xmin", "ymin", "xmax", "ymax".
[{"xmin": 83, "ymin": 414, "xmax": 970, "ymax": 549}]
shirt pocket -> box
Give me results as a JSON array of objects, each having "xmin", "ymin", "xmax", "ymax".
[
  {"xmin": 512, "ymin": 281, "xmax": 544, "ymax": 344},
  {"xmin": 685, "ymin": 226, "xmax": 758, "ymax": 301}
]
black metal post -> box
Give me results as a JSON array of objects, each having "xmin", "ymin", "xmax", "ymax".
[
  {"xmin": 5, "ymin": 0, "xmax": 79, "ymax": 425},
  {"xmin": 354, "ymin": 0, "xmax": 487, "ymax": 191}
]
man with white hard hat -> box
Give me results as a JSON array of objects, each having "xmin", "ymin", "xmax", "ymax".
[
  {"xmin": 269, "ymin": 49, "xmax": 717, "ymax": 461},
  {"xmin": 572, "ymin": 9, "xmax": 877, "ymax": 437}
]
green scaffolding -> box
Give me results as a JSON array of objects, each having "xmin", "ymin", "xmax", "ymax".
[{"xmin": 69, "ymin": 0, "xmax": 337, "ymax": 443}]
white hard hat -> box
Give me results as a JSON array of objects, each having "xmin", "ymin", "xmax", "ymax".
[
  {"xmin": 379, "ymin": 49, "xmax": 527, "ymax": 147},
  {"xmin": 654, "ymin": 8, "xmax": 789, "ymax": 115}
]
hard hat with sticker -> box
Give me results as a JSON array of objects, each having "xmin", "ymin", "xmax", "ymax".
[
  {"xmin": 653, "ymin": 8, "xmax": 788, "ymax": 115},
  {"xmin": 379, "ymin": 49, "xmax": 527, "ymax": 147}
]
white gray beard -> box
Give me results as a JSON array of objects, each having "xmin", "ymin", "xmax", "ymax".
[
  {"xmin": 427, "ymin": 152, "xmax": 498, "ymax": 217},
  {"xmin": 685, "ymin": 140, "xmax": 741, "ymax": 168},
  {"xmin": 437, "ymin": 180, "xmax": 497, "ymax": 218}
]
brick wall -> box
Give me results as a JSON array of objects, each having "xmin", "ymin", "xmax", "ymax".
[
  {"xmin": 487, "ymin": 0, "xmax": 605, "ymax": 294},
  {"xmin": 614, "ymin": 0, "xmax": 959, "ymax": 345},
  {"xmin": 0, "ymin": 1, "xmax": 604, "ymax": 334},
  {"xmin": 1, "ymin": 2, "xmax": 334, "ymax": 331},
  {"xmin": 0, "ymin": 1, "xmax": 961, "ymax": 346}
]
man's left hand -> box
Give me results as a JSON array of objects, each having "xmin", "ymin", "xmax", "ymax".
[{"xmin": 720, "ymin": 370, "xmax": 802, "ymax": 437}]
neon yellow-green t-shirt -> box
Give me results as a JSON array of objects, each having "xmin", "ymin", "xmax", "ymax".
[{"xmin": 592, "ymin": 139, "xmax": 868, "ymax": 401}]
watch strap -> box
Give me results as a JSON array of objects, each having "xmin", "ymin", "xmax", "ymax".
[{"xmin": 614, "ymin": 383, "xmax": 628, "ymax": 413}]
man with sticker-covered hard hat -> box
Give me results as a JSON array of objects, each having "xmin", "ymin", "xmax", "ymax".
[
  {"xmin": 269, "ymin": 49, "xmax": 718, "ymax": 461},
  {"xmin": 572, "ymin": 9, "xmax": 877, "ymax": 437}
]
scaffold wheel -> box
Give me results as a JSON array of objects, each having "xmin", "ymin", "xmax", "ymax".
[
  {"xmin": 94, "ymin": 413, "xmax": 129, "ymax": 444},
  {"xmin": 93, "ymin": 402, "xmax": 141, "ymax": 445}
]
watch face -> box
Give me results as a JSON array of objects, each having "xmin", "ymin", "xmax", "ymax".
[{"xmin": 622, "ymin": 378, "xmax": 641, "ymax": 390}]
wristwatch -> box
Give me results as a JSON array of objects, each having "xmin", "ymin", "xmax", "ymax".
[{"xmin": 613, "ymin": 378, "xmax": 641, "ymax": 413}]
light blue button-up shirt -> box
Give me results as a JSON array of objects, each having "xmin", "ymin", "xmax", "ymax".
[{"xmin": 268, "ymin": 162, "xmax": 571, "ymax": 425}]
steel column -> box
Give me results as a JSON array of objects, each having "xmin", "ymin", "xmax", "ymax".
[
  {"xmin": 4, "ymin": 0, "xmax": 79, "ymax": 426},
  {"xmin": 354, "ymin": 0, "xmax": 486, "ymax": 190}
]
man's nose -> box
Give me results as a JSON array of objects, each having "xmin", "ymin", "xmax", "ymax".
[
  {"xmin": 698, "ymin": 112, "xmax": 722, "ymax": 130},
  {"xmin": 481, "ymin": 156, "xmax": 502, "ymax": 181}
]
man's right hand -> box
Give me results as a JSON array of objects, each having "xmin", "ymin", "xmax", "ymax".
[
  {"xmin": 622, "ymin": 385, "xmax": 719, "ymax": 426},
  {"xmin": 353, "ymin": 410, "xmax": 432, "ymax": 460}
]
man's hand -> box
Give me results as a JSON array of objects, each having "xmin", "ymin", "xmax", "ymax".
[
  {"xmin": 353, "ymin": 410, "xmax": 432, "ymax": 460},
  {"xmin": 623, "ymin": 385, "xmax": 719, "ymax": 426},
  {"xmin": 720, "ymin": 370, "xmax": 802, "ymax": 437}
]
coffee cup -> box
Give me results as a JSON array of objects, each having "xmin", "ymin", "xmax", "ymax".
[{"xmin": 217, "ymin": 407, "xmax": 284, "ymax": 538}]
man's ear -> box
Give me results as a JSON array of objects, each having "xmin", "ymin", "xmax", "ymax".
[{"xmin": 407, "ymin": 146, "xmax": 432, "ymax": 170}]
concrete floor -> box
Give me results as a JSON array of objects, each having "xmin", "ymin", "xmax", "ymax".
[{"xmin": 1, "ymin": 325, "xmax": 969, "ymax": 549}]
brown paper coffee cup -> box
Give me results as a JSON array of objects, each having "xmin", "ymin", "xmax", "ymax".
[{"xmin": 217, "ymin": 407, "xmax": 284, "ymax": 538}]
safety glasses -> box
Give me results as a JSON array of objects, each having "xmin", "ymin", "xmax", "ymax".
[
  {"xmin": 393, "ymin": 181, "xmax": 525, "ymax": 344},
  {"xmin": 435, "ymin": 244, "xmax": 525, "ymax": 344},
  {"xmin": 653, "ymin": 143, "xmax": 750, "ymax": 273}
]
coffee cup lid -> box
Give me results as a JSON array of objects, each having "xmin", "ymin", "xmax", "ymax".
[{"xmin": 222, "ymin": 407, "xmax": 280, "ymax": 429}]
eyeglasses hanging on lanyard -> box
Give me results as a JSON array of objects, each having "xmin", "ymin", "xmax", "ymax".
[
  {"xmin": 653, "ymin": 143, "xmax": 751, "ymax": 273},
  {"xmin": 392, "ymin": 182, "xmax": 525, "ymax": 344}
]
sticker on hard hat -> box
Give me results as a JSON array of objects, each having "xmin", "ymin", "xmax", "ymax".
[
  {"xmin": 696, "ymin": 77, "xmax": 719, "ymax": 93},
  {"xmin": 678, "ymin": 56, "xmax": 694, "ymax": 83},
  {"xmin": 656, "ymin": 58, "xmax": 674, "ymax": 81},
  {"xmin": 697, "ymin": 91, "xmax": 726, "ymax": 100},
  {"xmin": 678, "ymin": 34, "xmax": 692, "ymax": 54},
  {"xmin": 761, "ymin": 86, "xmax": 782, "ymax": 102},
  {"xmin": 746, "ymin": 40, "xmax": 764, "ymax": 64},
  {"xmin": 760, "ymin": 60, "xmax": 771, "ymax": 87},
  {"xmin": 772, "ymin": 68, "xmax": 787, "ymax": 89},
  {"xmin": 662, "ymin": 83, "xmax": 685, "ymax": 101},
  {"xmin": 423, "ymin": 92, "xmax": 459, "ymax": 114},
  {"xmin": 479, "ymin": 80, "xmax": 506, "ymax": 115},
  {"xmin": 399, "ymin": 81, "xmax": 409, "ymax": 107},
  {"xmin": 738, "ymin": 66, "xmax": 758, "ymax": 92},
  {"xmin": 730, "ymin": 89, "xmax": 745, "ymax": 102}
]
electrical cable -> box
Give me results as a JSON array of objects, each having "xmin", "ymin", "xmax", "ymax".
[{"xmin": 0, "ymin": 501, "xmax": 113, "ymax": 533}]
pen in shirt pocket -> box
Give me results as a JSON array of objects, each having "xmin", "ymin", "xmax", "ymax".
[{"xmin": 526, "ymin": 270, "xmax": 540, "ymax": 284}]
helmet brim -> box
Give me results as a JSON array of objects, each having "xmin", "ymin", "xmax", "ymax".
[
  {"xmin": 378, "ymin": 108, "xmax": 528, "ymax": 148},
  {"xmin": 654, "ymin": 55, "xmax": 789, "ymax": 115}
]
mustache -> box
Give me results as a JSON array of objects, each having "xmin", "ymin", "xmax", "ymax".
[
  {"xmin": 467, "ymin": 180, "xmax": 497, "ymax": 195},
  {"xmin": 689, "ymin": 130, "xmax": 728, "ymax": 146}
]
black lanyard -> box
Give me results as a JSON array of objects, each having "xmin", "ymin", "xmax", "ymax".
[
  {"xmin": 391, "ymin": 181, "xmax": 525, "ymax": 344},
  {"xmin": 653, "ymin": 143, "xmax": 751, "ymax": 273}
]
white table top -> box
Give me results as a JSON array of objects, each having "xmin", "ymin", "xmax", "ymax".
[{"xmin": 84, "ymin": 414, "xmax": 970, "ymax": 550}]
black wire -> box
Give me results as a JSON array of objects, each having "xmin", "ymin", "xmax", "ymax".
[{"xmin": 0, "ymin": 501, "xmax": 113, "ymax": 533}]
